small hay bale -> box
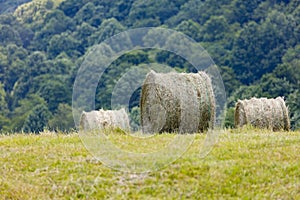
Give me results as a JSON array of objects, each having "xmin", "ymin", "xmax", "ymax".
[
  {"xmin": 234, "ymin": 97, "xmax": 290, "ymax": 131},
  {"xmin": 140, "ymin": 70, "xmax": 215, "ymax": 133},
  {"xmin": 80, "ymin": 108, "xmax": 130, "ymax": 131}
]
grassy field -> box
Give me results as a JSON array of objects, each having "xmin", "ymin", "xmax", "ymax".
[{"xmin": 1, "ymin": 128, "xmax": 300, "ymax": 199}]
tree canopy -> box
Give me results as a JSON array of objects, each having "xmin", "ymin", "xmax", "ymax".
[{"xmin": 0, "ymin": 0, "xmax": 299, "ymax": 132}]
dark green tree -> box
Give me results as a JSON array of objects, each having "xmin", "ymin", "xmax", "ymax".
[
  {"xmin": 38, "ymin": 78, "xmax": 72, "ymax": 112},
  {"xmin": 10, "ymin": 94, "xmax": 47, "ymax": 132},
  {"xmin": 175, "ymin": 20, "xmax": 202, "ymax": 41},
  {"xmin": 48, "ymin": 103, "xmax": 74, "ymax": 132},
  {"xmin": 22, "ymin": 104, "xmax": 51, "ymax": 133},
  {"xmin": 220, "ymin": 66, "xmax": 241, "ymax": 97},
  {"xmin": 0, "ymin": 24, "xmax": 22, "ymax": 46},
  {"xmin": 73, "ymin": 22, "xmax": 96, "ymax": 50},
  {"xmin": 73, "ymin": 2, "xmax": 96, "ymax": 24},
  {"xmin": 287, "ymin": 90, "xmax": 300, "ymax": 130},
  {"xmin": 129, "ymin": 106, "xmax": 140, "ymax": 131},
  {"xmin": 58, "ymin": 0, "xmax": 85, "ymax": 17},
  {"xmin": 88, "ymin": 18, "xmax": 125, "ymax": 45},
  {"xmin": 229, "ymin": 0, "xmax": 264, "ymax": 24},
  {"xmin": 128, "ymin": 0, "xmax": 178, "ymax": 27},
  {"xmin": 202, "ymin": 16, "xmax": 230, "ymax": 42},
  {"xmin": 0, "ymin": 82, "xmax": 10, "ymax": 131},
  {"xmin": 47, "ymin": 33, "xmax": 81, "ymax": 58},
  {"xmin": 232, "ymin": 10, "xmax": 296, "ymax": 84},
  {"xmin": 224, "ymin": 107, "xmax": 235, "ymax": 128},
  {"xmin": 33, "ymin": 10, "xmax": 75, "ymax": 50}
]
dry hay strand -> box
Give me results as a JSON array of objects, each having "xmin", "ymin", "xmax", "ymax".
[
  {"xmin": 140, "ymin": 70, "xmax": 215, "ymax": 134},
  {"xmin": 80, "ymin": 108, "xmax": 130, "ymax": 131},
  {"xmin": 234, "ymin": 97, "xmax": 290, "ymax": 131}
]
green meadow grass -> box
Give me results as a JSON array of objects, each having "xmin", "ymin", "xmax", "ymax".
[{"xmin": 1, "ymin": 128, "xmax": 300, "ymax": 199}]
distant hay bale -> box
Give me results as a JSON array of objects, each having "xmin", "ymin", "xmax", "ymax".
[
  {"xmin": 235, "ymin": 97, "xmax": 290, "ymax": 131},
  {"xmin": 80, "ymin": 108, "xmax": 130, "ymax": 131},
  {"xmin": 140, "ymin": 70, "xmax": 215, "ymax": 133}
]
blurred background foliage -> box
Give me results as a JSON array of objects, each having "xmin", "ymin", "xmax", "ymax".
[{"xmin": 0, "ymin": 0, "xmax": 299, "ymax": 132}]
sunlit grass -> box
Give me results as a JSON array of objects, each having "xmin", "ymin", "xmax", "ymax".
[{"xmin": 1, "ymin": 128, "xmax": 300, "ymax": 199}]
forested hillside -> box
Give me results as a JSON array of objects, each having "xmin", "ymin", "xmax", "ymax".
[
  {"xmin": 0, "ymin": 0, "xmax": 299, "ymax": 132},
  {"xmin": 0, "ymin": 0, "xmax": 31, "ymax": 14}
]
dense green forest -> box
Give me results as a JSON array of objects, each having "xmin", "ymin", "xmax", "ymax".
[
  {"xmin": 0, "ymin": 0, "xmax": 299, "ymax": 132},
  {"xmin": 0, "ymin": 0, "xmax": 31, "ymax": 14}
]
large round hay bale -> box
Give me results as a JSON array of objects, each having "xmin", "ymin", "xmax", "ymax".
[
  {"xmin": 80, "ymin": 108, "xmax": 130, "ymax": 131},
  {"xmin": 234, "ymin": 97, "xmax": 290, "ymax": 131},
  {"xmin": 140, "ymin": 70, "xmax": 215, "ymax": 133}
]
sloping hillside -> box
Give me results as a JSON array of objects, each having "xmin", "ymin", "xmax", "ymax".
[
  {"xmin": 0, "ymin": 0, "xmax": 31, "ymax": 14},
  {"xmin": 14, "ymin": 0, "xmax": 65, "ymax": 22},
  {"xmin": 0, "ymin": 0, "xmax": 299, "ymax": 133}
]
